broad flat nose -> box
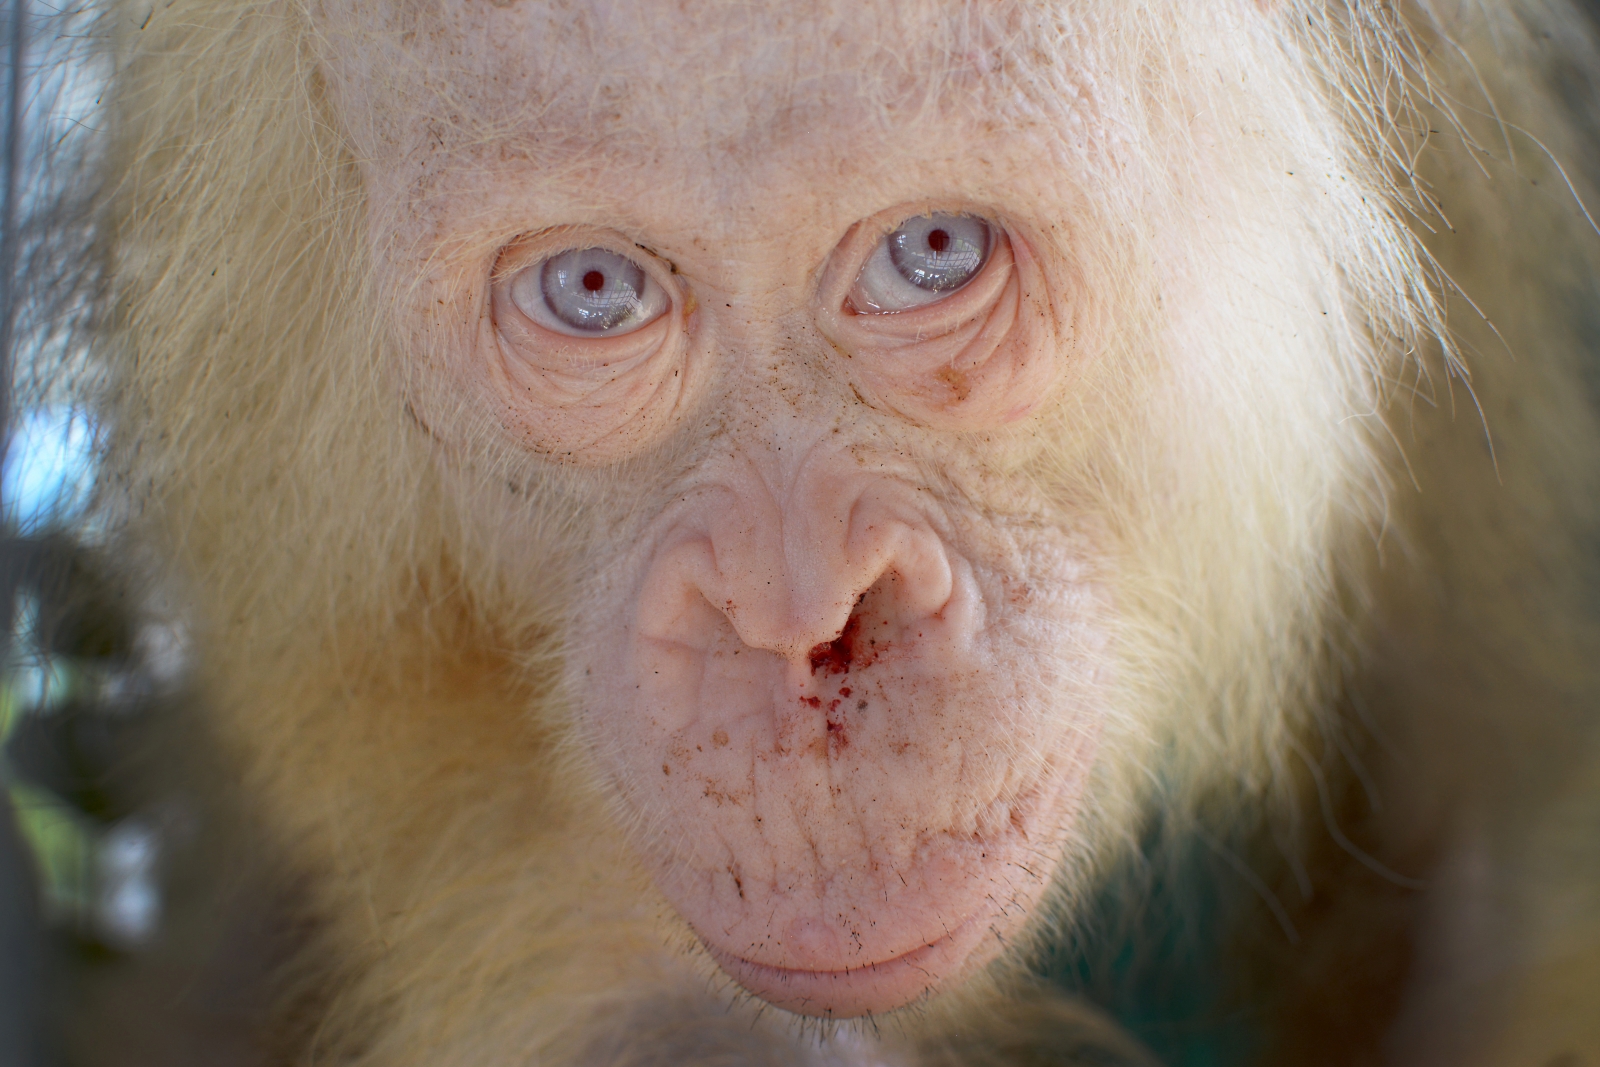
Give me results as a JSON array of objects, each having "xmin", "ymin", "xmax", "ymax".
[{"xmin": 633, "ymin": 450, "xmax": 957, "ymax": 667}]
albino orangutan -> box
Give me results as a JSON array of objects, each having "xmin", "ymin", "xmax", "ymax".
[{"xmin": 62, "ymin": 0, "xmax": 1600, "ymax": 1062}]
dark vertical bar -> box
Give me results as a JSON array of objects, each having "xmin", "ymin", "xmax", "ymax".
[
  {"xmin": 0, "ymin": 805, "xmax": 43, "ymax": 1067},
  {"xmin": 0, "ymin": 0, "xmax": 22, "ymax": 441},
  {"xmin": 0, "ymin": 0, "xmax": 43, "ymax": 1063}
]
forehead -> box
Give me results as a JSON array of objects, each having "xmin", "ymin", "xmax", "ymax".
[
  {"xmin": 313, "ymin": 0, "xmax": 1141, "ymax": 296},
  {"xmin": 323, "ymin": 0, "xmax": 1063, "ymax": 175},
  {"xmin": 509, "ymin": 2, "xmax": 1013, "ymax": 135}
]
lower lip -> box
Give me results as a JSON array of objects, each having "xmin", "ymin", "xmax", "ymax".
[{"xmin": 704, "ymin": 916, "xmax": 983, "ymax": 1018}]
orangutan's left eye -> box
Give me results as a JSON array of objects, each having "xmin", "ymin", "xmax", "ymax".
[{"xmin": 849, "ymin": 213, "xmax": 993, "ymax": 313}]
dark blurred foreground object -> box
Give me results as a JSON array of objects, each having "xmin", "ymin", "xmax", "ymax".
[
  {"xmin": 0, "ymin": 789, "xmax": 45, "ymax": 1067},
  {"xmin": 0, "ymin": 517, "xmax": 283, "ymax": 1067},
  {"xmin": 0, "ymin": 530, "xmax": 152, "ymax": 1067},
  {"xmin": 0, "ymin": 530, "xmax": 302, "ymax": 1067}
]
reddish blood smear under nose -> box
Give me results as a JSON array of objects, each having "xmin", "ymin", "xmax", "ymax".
[{"xmin": 808, "ymin": 614, "xmax": 860, "ymax": 675}]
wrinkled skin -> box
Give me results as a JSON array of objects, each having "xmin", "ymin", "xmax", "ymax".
[{"xmin": 318, "ymin": 1, "xmax": 1120, "ymax": 1016}]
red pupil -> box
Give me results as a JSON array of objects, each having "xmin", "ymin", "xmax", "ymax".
[
  {"xmin": 582, "ymin": 270, "xmax": 605, "ymax": 292},
  {"xmin": 926, "ymin": 229, "xmax": 950, "ymax": 253}
]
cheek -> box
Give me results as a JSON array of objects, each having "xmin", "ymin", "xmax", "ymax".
[
  {"xmin": 565, "ymin": 519, "xmax": 1111, "ymax": 1017},
  {"xmin": 476, "ymin": 312, "xmax": 697, "ymax": 460}
]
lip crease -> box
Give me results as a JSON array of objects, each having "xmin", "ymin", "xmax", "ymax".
[{"xmin": 702, "ymin": 912, "xmax": 983, "ymax": 1018}]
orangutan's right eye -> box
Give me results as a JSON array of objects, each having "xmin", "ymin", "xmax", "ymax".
[{"xmin": 511, "ymin": 247, "xmax": 670, "ymax": 336}]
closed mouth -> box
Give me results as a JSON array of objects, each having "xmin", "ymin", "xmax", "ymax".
[{"xmin": 702, "ymin": 912, "xmax": 981, "ymax": 1018}]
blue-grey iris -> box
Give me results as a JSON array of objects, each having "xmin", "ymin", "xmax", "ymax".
[
  {"xmin": 539, "ymin": 248, "xmax": 650, "ymax": 332},
  {"xmin": 887, "ymin": 214, "xmax": 990, "ymax": 292}
]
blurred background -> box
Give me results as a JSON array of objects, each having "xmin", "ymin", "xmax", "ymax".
[
  {"xmin": 0, "ymin": 2, "xmax": 1596, "ymax": 1065},
  {"xmin": 0, "ymin": 1, "xmax": 288, "ymax": 1062}
]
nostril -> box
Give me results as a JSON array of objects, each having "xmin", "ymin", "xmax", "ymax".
[
  {"xmin": 808, "ymin": 603, "xmax": 862, "ymax": 676},
  {"xmin": 806, "ymin": 570, "xmax": 914, "ymax": 678}
]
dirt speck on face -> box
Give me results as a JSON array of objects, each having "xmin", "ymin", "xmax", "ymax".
[
  {"xmin": 935, "ymin": 364, "xmax": 972, "ymax": 403},
  {"xmin": 826, "ymin": 711, "xmax": 849, "ymax": 756}
]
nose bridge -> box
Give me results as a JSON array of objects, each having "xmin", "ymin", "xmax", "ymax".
[
  {"xmin": 774, "ymin": 436, "xmax": 876, "ymax": 633},
  {"xmin": 696, "ymin": 429, "xmax": 868, "ymax": 654}
]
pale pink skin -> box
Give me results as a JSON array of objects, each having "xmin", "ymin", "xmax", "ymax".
[{"xmin": 317, "ymin": 0, "xmax": 1120, "ymax": 1017}]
